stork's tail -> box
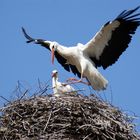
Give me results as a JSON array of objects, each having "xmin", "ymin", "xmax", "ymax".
[{"xmin": 86, "ymin": 70, "xmax": 108, "ymax": 91}]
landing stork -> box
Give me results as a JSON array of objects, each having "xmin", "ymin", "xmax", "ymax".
[{"xmin": 22, "ymin": 6, "xmax": 140, "ymax": 91}]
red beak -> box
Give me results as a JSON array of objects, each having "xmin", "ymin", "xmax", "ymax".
[
  {"xmin": 51, "ymin": 47, "xmax": 55, "ymax": 64},
  {"xmin": 52, "ymin": 73, "xmax": 55, "ymax": 77},
  {"xmin": 52, "ymin": 72, "xmax": 57, "ymax": 78}
]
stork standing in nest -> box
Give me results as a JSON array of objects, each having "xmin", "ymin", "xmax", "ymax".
[
  {"xmin": 52, "ymin": 70, "xmax": 76, "ymax": 97},
  {"xmin": 22, "ymin": 6, "xmax": 140, "ymax": 91}
]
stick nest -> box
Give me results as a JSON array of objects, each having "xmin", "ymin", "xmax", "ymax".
[{"xmin": 0, "ymin": 94, "xmax": 139, "ymax": 140}]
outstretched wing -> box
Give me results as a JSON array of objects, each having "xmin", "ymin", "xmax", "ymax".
[
  {"xmin": 22, "ymin": 27, "xmax": 51, "ymax": 51},
  {"xmin": 83, "ymin": 6, "xmax": 140, "ymax": 69}
]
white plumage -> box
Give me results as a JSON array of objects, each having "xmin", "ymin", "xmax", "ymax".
[
  {"xmin": 49, "ymin": 42, "xmax": 108, "ymax": 90},
  {"xmin": 52, "ymin": 70, "xmax": 76, "ymax": 97},
  {"xmin": 22, "ymin": 6, "xmax": 140, "ymax": 91}
]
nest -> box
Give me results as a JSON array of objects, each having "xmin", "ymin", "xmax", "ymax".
[{"xmin": 0, "ymin": 93, "xmax": 139, "ymax": 140}]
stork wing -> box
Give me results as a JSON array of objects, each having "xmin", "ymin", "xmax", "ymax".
[
  {"xmin": 22, "ymin": 27, "xmax": 51, "ymax": 51},
  {"xmin": 83, "ymin": 6, "xmax": 140, "ymax": 69}
]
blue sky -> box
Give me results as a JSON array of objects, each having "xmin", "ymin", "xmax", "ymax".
[{"xmin": 0, "ymin": 0, "xmax": 140, "ymax": 131}]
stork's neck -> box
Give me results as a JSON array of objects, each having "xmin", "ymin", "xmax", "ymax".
[{"xmin": 52, "ymin": 76, "xmax": 58, "ymax": 88}]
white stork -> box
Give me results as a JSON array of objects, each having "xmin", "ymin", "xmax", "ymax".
[
  {"xmin": 52, "ymin": 70, "xmax": 76, "ymax": 97},
  {"xmin": 22, "ymin": 6, "xmax": 140, "ymax": 91}
]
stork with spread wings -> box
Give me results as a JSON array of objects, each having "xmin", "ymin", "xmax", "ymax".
[{"xmin": 22, "ymin": 6, "xmax": 140, "ymax": 91}]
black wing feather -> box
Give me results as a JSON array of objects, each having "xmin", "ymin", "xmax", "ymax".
[
  {"xmin": 99, "ymin": 6, "xmax": 140, "ymax": 69},
  {"xmin": 22, "ymin": 27, "xmax": 36, "ymax": 43},
  {"xmin": 55, "ymin": 51, "xmax": 70, "ymax": 72},
  {"xmin": 69, "ymin": 64, "xmax": 81, "ymax": 78},
  {"xmin": 116, "ymin": 6, "xmax": 140, "ymax": 19},
  {"xmin": 22, "ymin": 27, "xmax": 51, "ymax": 51},
  {"xmin": 55, "ymin": 52, "xmax": 81, "ymax": 78}
]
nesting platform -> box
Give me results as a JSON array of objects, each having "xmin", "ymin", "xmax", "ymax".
[{"xmin": 0, "ymin": 94, "xmax": 139, "ymax": 140}]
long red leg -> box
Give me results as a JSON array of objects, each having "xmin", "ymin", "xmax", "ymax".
[{"xmin": 67, "ymin": 77, "xmax": 90, "ymax": 85}]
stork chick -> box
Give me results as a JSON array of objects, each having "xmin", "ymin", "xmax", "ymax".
[{"xmin": 52, "ymin": 70, "xmax": 76, "ymax": 97}]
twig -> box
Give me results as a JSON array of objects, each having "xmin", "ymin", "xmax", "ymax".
[
  {"xmin": 38, "ymin": 78, "xmax": 42, "ymax": 90},
  {"xmin": 40, "ymin": 85, "xmax": 49, "ymax": 95},
  {"xmin": 12, "ymin": 109, "xmax": 23, "ymax": 118},
  {"xmin": 83, "ymin": 133, "xmax": 92, "ymax": 140},
  {"xmin": 98, "ymin": 111, "xmax": 121, "ymax": 126},
  {"xmin": 19, "ymin": 89, "xmax": 29, "ymax": 101},
  {"xmin": 43, "ymin": 110, "xmax": 52, "ymax": 132},
  {"xmin": 76, "ymin": 124, "xmax": 92, "ymax": 131},
  {"xmin": 0, "ymin": 96, "xmax": 11, "ymax": 103}
]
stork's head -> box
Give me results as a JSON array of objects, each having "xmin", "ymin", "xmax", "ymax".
[{"xmin": 52, "ymin": 69, "xmax": 58, "ymax": 78}]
